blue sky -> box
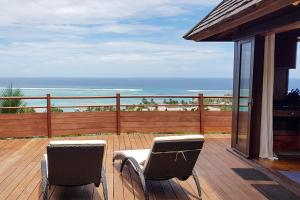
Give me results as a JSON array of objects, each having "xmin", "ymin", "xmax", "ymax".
[{"xmin": 0, "ymin": 0, "xmax": 299, "ymax": 78}]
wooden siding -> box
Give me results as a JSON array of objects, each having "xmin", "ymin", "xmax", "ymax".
[
  {"xmin": 203, "ymin": 111, "xmax": 232, "ymax": 132},
  {"xmin": 121, "ymin": 111, "xmax": 200, "ymax": 133},
  {"xmin": 52, "ymin": 112, "xmax": 117, "ymax": 136},
  {"xmin": 0, "ymin": 113, "xmax": 47, "ymax": 138},
  {"xmin": 0, "ymin": 111, "xmax": 232, "ymax": 138}
]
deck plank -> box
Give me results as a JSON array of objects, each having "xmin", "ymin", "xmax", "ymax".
[
  {"xmin": 122, "ymin": 134, "xmax": 136, "ymax": 200},
  {"xmin": 112, "ymin": 134, "xmax": 124, "ymax": 200}
]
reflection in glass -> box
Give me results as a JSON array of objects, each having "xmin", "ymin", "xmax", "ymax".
[{"xmin": 237, "ymin": 42, "xmax": 252, "ymax": 154}]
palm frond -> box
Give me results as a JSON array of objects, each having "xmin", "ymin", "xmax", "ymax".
[{"xmin": 0, "ymin": 84, "xmax": 29, "ymax": 113}]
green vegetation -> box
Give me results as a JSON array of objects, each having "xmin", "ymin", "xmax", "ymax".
[
  {"xmin": 51, "ymin": 106, "xmax": 64, "ymax": 112},
  {"xmin": 163, "ymin": 98, "xmax": 178, "ymax": 104},
  {"xmin": 204, "ymin": 93, "xmax": 232, "ymax": 111},
  {"xmin": 22, "ymin": 107, "xmax": 36, "ymax": 113},
  {"xmin": 124, "ymin": 105, "xmax": 137, "ymax": 111},
  {"xmin": 141, "ymin": 98, "xmax": 157, "ymax": 105},
  {"xmin": 0, "ymin": 84, "xmax": 35, "ymax": 113},
  {"xmin": 163, "ymin": 98, "xmax": 194, "ymax": 105},
  {"xmin": 82, "ymin": 95, "xmax": 232, "ymax": 112},
  {"xmin": 86, "ymin": 106, "xmax": 115, "ymax": 112},
  {"xmin": 135, "ymin": 98, "xmax": 158, "ymax": 111}
]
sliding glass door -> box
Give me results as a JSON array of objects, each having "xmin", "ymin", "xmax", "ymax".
[{"xmin": 232, "ymin": 39, "xmax": 254, "ymax": 157}]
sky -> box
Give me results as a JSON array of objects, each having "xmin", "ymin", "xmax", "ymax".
[{"xmin": 0, "ymin": 0, "xmax": 299, "ymax": 78}]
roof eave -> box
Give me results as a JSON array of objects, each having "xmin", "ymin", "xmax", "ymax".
[
  {"xmin": 182, "ymin": 0, "xmax": 227, "ymax": 40},
  {"xmin": 184, "ymin": 0, "xmax": 296, "ymax": 41}
]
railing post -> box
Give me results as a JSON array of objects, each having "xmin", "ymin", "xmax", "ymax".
[
  {"xmin": 116, "ymin": 93, "xmax": 121, "ymax": 135},
  {"xmin": 46, "ymin": 94, "xmax": 52, "ymax": 138},
  {"xmin": 198, "ymin": 93, "xmax": 204, "ymax": 134}
]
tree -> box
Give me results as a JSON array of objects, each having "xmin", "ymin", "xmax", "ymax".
[
  {"xmin": 141, "ymin": 98, "xmax": 150, "ymax": 104},
  {"xmin": 150, "ymin": 99, "xmax": 157, "ymax": 105},
  {"xmin": 51, "ymin": 106, "xmax": 64, "ymax": 112},
  {"xmin": 164, "ymin": 98, "xmax": 179, "ymax": 104},
  {"xmin": 85, "ymin": 106, "xmax": 115, "ymax": 112},
  {"xmin": 0, "ymin": 84, "xmax": 34, "ymax": 113},
  {"xmin": 181, "ymin": 100, "xmax": 188, "ymax": 104}
]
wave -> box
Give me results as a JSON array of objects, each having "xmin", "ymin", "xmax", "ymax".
[
  {"xmin": 186, "ymin": 89, "xmax": 232, "ymax": 92},
  {"xmin": 0, "ymin": 87, "xmax": 143, "ymax": 92}
]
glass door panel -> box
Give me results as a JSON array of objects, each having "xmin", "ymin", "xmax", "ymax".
[{"xmin": 236, "ymin": 41, "xmax": 253, "ymax": 156}]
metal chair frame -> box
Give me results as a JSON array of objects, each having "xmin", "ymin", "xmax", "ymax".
[{"xmin": 114, "ymin": 156, "xmax": 202, "ymax": 200}]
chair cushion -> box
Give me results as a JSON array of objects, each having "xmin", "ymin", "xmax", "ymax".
[
  {"xmin": 114, "ymin": 149, "xmax": 150, "ymax": 169},
  {"xmin": 50, "ymin": 140, "xmax": 106, "ymax": 146},
  {"xmin": 154, "ymin": 135, "xmax": 204, "ymax": 142}
]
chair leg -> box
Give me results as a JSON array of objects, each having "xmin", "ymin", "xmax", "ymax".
[
  {"xmin": 101, "ymin": 168, "xmax": 108, "ymax": 200},
  {"xmin": 192, "ymin": 169, "xmax": 202, "ymax": 200},
  {"xmin": 137, "ymin": 172, "xmax": 149, "ymax": 200},
  {"xmin": 41, "ymin": 160, "xmax": 49, "ymax": 200},
  {"xmin": 124, "ymin": 157, "xmax": 149, "ymax": 200}
]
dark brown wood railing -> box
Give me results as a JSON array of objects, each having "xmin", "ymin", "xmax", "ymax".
[{"xmin": 0, "ymin": 93, "xmax": 232, "ymax": 138}]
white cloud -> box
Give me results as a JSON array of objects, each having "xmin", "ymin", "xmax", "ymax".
[
  {"xmin": 0, "ymin": 23, "xmax": 170, "ymax": 42},
  {"xmin": 0, "ymin": 0, "xmax": 232, "ymax": 78},
  {"xmin": 39, "ymin": 23, "xmax": 168, "ymax": 34},
  {"xmin": 0, "ymin": 40, "xmax": 233, "ymax": 77},
  {"xmin": 0, "ymin": 40, "xmax": 230, "ymax": 60},
  {"xmin": 0, "ymin": 0, "xmax": 220, "ymax": 24}
]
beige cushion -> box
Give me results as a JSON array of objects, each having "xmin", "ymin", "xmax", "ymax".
[
  {"xmin": 49, "ymin": 140, "xmax": 106, "ymax": 146},
  {"xmin": 114, "ymin": 149, "xmax": 150, "ymax": 169},
  {"xmin": 154, "ymin": 135, "xmax": 204, "ymax": 142}
]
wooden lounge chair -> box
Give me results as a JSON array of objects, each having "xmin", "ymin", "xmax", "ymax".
[
  {"xmin": 41, "ymin": 140, "xmax": 108, "ymax": 200},
  {"xmin": 113, "ymin": 135, "xmax": 204, "ymax": 200}
]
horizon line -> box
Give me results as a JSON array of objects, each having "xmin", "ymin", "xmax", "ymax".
[
  {"xmin": 1, "ymin": 77, "xmax": 300, "ymax": 79},
  {"xmin": 0, "ymin": 76, "xmax": 234, "ymax": 79}
]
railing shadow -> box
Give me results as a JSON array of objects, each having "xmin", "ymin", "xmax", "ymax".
[{"xmin": 38, "ymin": 182, "xmax": 104, "ymax": 199}]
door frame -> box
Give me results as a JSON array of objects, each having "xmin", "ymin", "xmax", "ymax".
[{"xmin": 232, "ymin": 37, "xmax": 255, "ymax": 158}]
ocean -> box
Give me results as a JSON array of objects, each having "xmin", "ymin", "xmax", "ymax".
[{"xmin": 0, "ymin": 77, "xmax": 299, "ymax": 108}]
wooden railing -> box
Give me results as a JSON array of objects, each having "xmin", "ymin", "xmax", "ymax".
[{"xmin": 0, "ymin": 93, "xmax": 232, "ymax": 138}]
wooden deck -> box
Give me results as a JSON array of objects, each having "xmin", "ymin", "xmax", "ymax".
[
  {"xmin": 0, "ymin": 133, "xmax": 292, "ymax": 200},
  {"xmin": 256, "ymin": 158, "xmax": 300, "ymax": 171}
]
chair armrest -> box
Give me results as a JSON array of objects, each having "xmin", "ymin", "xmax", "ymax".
[
  {"xmin": 101, "ymin": 167, "xmax": 108, "ymax": 200},
  {"xmin": 41, "ymin": 159, "xmax": 48, "ymax": 179},
  {"xmin": 121, "ymin": 157, "xmax": 149, "ymax": 200},
  {"xmin": 41, "ymin": 159, "xmax": 49, "ymax": 200}
]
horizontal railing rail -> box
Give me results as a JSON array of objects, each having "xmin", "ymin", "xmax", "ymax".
[
  {"xmin": 0, "ymin": 93, "xmax": 234, "ymax": 138},
  {"xmin": 0, "ymin": 94, "xmax": 234, "ymax": 109},
  {"xmin": 0, "ymin": 95, "xmax": 240, "ymax": 100}
]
